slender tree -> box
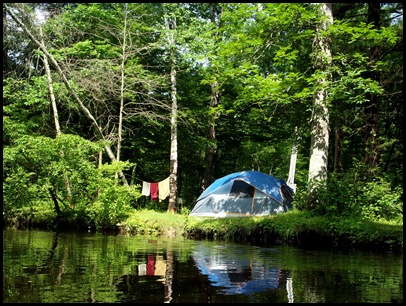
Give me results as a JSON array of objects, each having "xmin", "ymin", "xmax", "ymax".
[
  {"xmin": 40, "ymin": 26, "xmax": 73, "ymax": 206},
  {"xmin": 163, "ymin": 8, "xmax": 178, "ymax": 214},
  {"xmin": 114, "ymin": 3, "xmax": 128, "ymax": 182},
  {"xmin": 307, "ymin": 3, "xmax": 333, "ymax": 203},
  {"xmin": 201, "ymin": 3, "xmax": 223, "ymax": 190}
]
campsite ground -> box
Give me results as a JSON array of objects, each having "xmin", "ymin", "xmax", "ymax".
[{"xmin": 117, "ymin": 209, "xmax": 403, "ymax": 253}]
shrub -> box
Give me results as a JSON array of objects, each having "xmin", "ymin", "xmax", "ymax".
[
  {"xmin": 87, "ymin": 183, "xmax": 138, "ymax": 230},
  {"xmin": 293, "ymin": 170, "xmax": 402, "ymax": 222}
]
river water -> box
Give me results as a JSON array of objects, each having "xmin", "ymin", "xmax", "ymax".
[{"xmin": 3, "ymin": 228, "xmax": 403, "ymax": 303}]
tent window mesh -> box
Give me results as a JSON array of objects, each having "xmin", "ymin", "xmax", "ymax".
[{"xmin": 229, "ymin": 180, "xmax": 254, "ymax": 198}]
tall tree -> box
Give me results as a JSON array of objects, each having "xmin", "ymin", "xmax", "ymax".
[
  {"xmin": 327, "ymin": 3, "xmax": 402, "ymax": 183},
  {"xmin": 201, "ymin": 3, "xmax": 223, "ymax": 190},
  {"xmin": 40, "ymin": 26, "xmax": 73, "ymax": 206},
  {"xmin": 116, "ymin": 3, "xmax": 129, "ymax": 174},
  {"xmin": 163, "ymin": 7, "xmax": 178, "ymax": 214},
  {"xmin": 307, "ymin": 3, "xmax": 333, "ymax": 202},
  {"xmin": 153, "ymin": 3, "xmax": 219, "ymax": 211}
]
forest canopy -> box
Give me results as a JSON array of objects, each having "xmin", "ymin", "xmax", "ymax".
[{"xmin": 3, "ymin": 3, "xmax": 403, "ymax": 229}]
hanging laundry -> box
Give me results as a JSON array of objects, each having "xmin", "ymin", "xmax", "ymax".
[
  {"xmin": 146, "ymin": 255, "xmax": 155, "ymax": 275},
  {"xmin": 138, "ymin": 263, "xmax": 146, "ymax": 276},
  {"xmin": 141, "ymin": 181, "xmax": 150, "ymax": 196},
  {"xmin": 150, "ymin": 182, "xmax": 159, "ymax": 201},
  {"xmin": 158, "ymin": 177, "xmax": 170, "ymax": 202}
]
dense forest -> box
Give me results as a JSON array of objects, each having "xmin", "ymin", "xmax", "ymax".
[{"xmin": 3, "ymin": 3, "xmax": 403, "ymax": 230}]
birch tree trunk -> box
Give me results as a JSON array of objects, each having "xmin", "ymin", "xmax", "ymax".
[
  {"xmin": 41, "ymin": 26, "xmax": 73, "ymax": 207},
  {"xmin": 307, "ymin": 3, "xmax": 333, "ymax": 203},
  {"xmin": 165, "ymin": 14, "xmax": 178, "ymax": 214},
  {"xmin": 4, "ymin": 3, "xmax": 129, "ymax": 186},
  {"xmin": 115, "ymin": 3, "xmax": 128, "ymax": 183}
]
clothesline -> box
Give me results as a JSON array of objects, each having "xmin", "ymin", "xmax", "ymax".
[
  {"xmin": 141, "ymin": 176, "xmax": 170, "ymax": 202},
  {"xmin": 132, "ymin": 176, "xmax": 166, "ymax": 184},
  {"xmin": 122, "ymin": 173, "xmax": 170, "ymax": 202}
]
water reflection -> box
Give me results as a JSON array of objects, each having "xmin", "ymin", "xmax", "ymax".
[
  {"xmin": 3, "ymin": 229, "xmax": 403, "ymax": 303},
  {"xmin": 192, "ymin": 242, "xmax": 294, "ymax": 301},
  {"xmin": 131, "ymin": 239, "xmax": 175, "ymax": 303}
]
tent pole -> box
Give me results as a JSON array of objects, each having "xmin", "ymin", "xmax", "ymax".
[{"xmin": 251, "ymin": 188, "xmax": 256, "ymax": 214}]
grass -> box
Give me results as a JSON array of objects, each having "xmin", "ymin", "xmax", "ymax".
[
  {"xmin": 118, "ymin": 209, "xmax": 189, "ymax": 236},
  {"xmin": 118, "ymin": 209, "xmax": 403, "ymax": 252}
]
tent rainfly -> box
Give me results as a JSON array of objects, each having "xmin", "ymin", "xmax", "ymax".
[{"xmin": 189, "ymin": 171, "xmax": 294, "ymax": 217}]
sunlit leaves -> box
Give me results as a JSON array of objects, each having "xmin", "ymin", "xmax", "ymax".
[{"xmin": 3, "ymin": 134, "xmax": 103, "ymax": 209}]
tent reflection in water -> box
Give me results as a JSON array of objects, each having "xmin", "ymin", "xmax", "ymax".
[
  {"xmin": 192, "ymin": 242, "xmax": 293, "ymax": 298},
  {"xmin": 189, "ymin": 171, "xmax": 294, "ymax": 217}
]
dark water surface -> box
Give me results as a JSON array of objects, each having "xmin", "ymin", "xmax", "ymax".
[{"xmin": 3, "ymin": 228, "xmax": 403, "ymax": 303}]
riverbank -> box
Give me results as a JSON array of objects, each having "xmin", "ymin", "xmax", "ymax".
[
  {"xmin": 116, "ymin": 209, "xmax": 403, "ymax": 252},
  {"xmin": 4, "ymin": 209, "xmax": 402, "ymax": 252}
]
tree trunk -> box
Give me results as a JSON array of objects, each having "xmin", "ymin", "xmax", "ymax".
[
  {"xmin": 202, "ymin": 3, "xmax": 222, "ymax": 190},
  {"xmin": 41, "ymin": 26, "xmax": 73, "ymax": 207},
  {"xmin": 307, "ymin": 3, "xmax": 333, "ymax": 204},
  {"xmin": 202, "ymin": 81, "xmax": 219, "ymax": 190},
  {"xmin": 165, "ymin": 13, "xmax": 178, "ymax": 214},
  {"xmin": 4, "ymin": 3, "xmax": 129, "ymax": 186},
  {"xmin": 115, "ymin": 4, "xmax": 128, "ymax": 183},
  {"xmin": 49, "ymin": 188, "xmax": 61, "ymax": 216}
]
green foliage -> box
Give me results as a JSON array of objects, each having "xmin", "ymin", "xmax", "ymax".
[
  {"xmin": 357, "ymin": 180, "xmax": 403, "ymax": 221},
  {"xmin": 3, "ymin": 133, "xmax": 143, "ymax": 230},
  {"xmin": 87, "ymin": 183, "xmax": 138, "ymax": 230},
  {"xmin": 99, "ymin": 160, "xmax": 135, "ymax": 177},
  {"xmin": 3, "ymin": 77, "xmax": 53, "ymax": 138},
  {"xmin": 56, "ymin": 39, "xmax": 120, "ymax": 59},
  {"xmin": 294, "ymin": 169, "xmax": 403, "ymax": 222},
  {"xmin": 179, "ymin": 206, "xmax": 190, "ymax": 216},
  {"xmin": 3, "ymin": 3, "xmax": 403, "ymax": 231}
]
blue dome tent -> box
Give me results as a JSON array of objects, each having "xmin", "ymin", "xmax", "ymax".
[{"xmin": 189, "ymin": 171, "xmax": 294, "ymax": 217}]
